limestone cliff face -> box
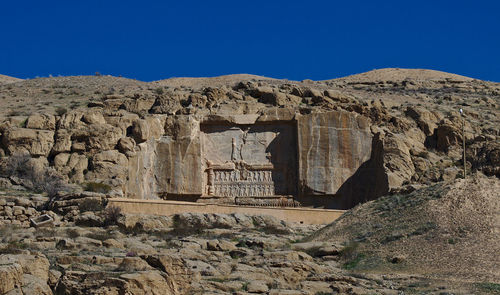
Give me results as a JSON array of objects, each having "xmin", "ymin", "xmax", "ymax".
[
  {"xmin": 155, "ymin": 116, "xmax": 203, "ymax": 196},
  {"xmin": 295, "ymin": 111, "xmax": 387, "ymax": 208},
  {"xmin": 297, "ymin": 111, "xmax": 372, "ymax": 196},
  {"xmin": 0, "ymin": 108, "xmax": 388, "ymax": 209},
  {"xmin": 126, "ymin": 139, "xmax": 158, "ymax": 199}
]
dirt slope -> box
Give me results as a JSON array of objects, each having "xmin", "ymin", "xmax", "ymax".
[
  {"xmin": 327, "ymin": 68, "xmax": 475, "ymax": 83},
  {"xmin": 310, "ymin": 174, "xmax": 500, "ymax": 282}
]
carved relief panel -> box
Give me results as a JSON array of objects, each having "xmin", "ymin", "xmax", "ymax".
[{"xmin": 201, "ymin": 123, "xmax": 297, "ymax": 198}]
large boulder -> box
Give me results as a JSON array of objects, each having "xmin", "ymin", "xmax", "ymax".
[
  {"xmin": 2, "ymin": 128, "xmax": 54, "ymax": 156},
  {"xmin": 0, "ymin": 254, "xmax": 51, "ymax": 294},
  {"xmin": 82, "ymin": 109, "xmax": 106, "ymax": 125},
  {"xmin": 382, "ymin": 132, "xmax": 415, "ymax": 188},
  {"xmin": 119, "ymin": 270, "xmax": 179, "ymax": 295},
  {"xmin": 0, "ymin": 263, "xmax": 23, "ymax": 294},
  {"xmin": 52, "ymin": 129, "xmax": 72, "ymax": 153},
  {"xmin": 86, "ymin": 124, "xmax": 124, "ymax": 152},
  {"xmin": 26, "ymin": 113, "xmax": 56, "ymax": 130},
  {"xmin": 405, "ymin": 106, "xmax": 442, "ymax": 136},
  {"xmin": 86, "ymin": 150, "xmax": 128, "ymax": 186},
  {"xmin": 131, "ymin": 117, "xmax": 164, "ymax": 144},
  {"xmin": 54, "ymin": 153, "xmax": 88, "ymax": 182}
]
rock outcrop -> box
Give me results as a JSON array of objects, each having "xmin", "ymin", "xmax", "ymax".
[{"xmin": 0, "ymin": 69, "xmax": 497, "ymax": 209}]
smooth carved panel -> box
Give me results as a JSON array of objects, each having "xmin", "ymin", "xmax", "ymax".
[
  {"xmin": 201, "ymin": 123, "xmax": 297, "ymax": 198},
  {"xmin": 297, "ymin": 111, "xmax": 372, "ymax": 195}
]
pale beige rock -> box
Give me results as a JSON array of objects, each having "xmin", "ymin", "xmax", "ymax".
[
  {"xmin": 383, "ymin": 133, "xmax": 415, "ymax": 188},
  {"xmin": 297, "ymin": 111, "xmax": 372, "ymax": 195},
  {"xmin": 86, "ymin": 124, "xmax": 123, "ymax": 151},
  {"xmin": 0, "ymin": 263, "xmax": 22, "ymax": 294},
  {"xmin": 119, "ymin": 270, "xmax": 178, "ymax": 295},
  {"xmin": 117, "ymin": 137, "xmax": 136, "ymax": 155},
  {"xmin": 93, "ymin": 150, "xmax": 127, "ymax": 166},
  {"xmin": 247, "ymin": 280, "xmax": 269, "ymax": 293},
  {"xmin": 104, "ymin": 111, "xmax": 140, "ymax": 134},
  {"xmin": 131, "ymin": 117, "xmax": 164, "ymax": 144},
  {"xmin": 52, "ymin": 129, "xmax": 72, "ymax": 153},
  {"xmin": 156, "ymin": 116, "xmax": 202, "ymax": 195},
  {"xmin": 115, "ymin": 257, "xmax": 154, "ymax": 272},
  {"xmin": 3, "ymin": 128, "xmax": 54, "ymax": 156},
  {"xmin": 20, "ymin": 274, "xmax": 52, "ymax": 295},
  {"xmin": 120, "ymin": 98, "xmax": 156, "ymax": 114},
  {"xmin": 26, "ymin": 113, "xmax": 56, "ymax": 130},
  {"xmin": 57, "ymin": 111, "xmax": 85, "ymax": 129},
  {"xmin": 206, "ymin": 239, "xmax": 237, "ymax": 251},
  {"xmin": 82, "ymin": 109, "xmax": 106, "ymax": 125},
  {"xmin": 54, "ymin": 153, "xmax": 71, "ymax": 169},
  {"xmin": 405, "ymin": 106, "xmax": 443, "ymax": 136},
  {"xmin": 71, "ymin": 142, "xmax": 86, "ymax": 152}
]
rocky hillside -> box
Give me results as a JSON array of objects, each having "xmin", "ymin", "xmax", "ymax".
[
  {"xmin": 310, "ymin": 174, "xmax": 500, "ymax": 283},
  {"xmin": 0, "ymin": 68, "xmax": 499, "ymax": 294},
  {"xmin": 0, "ymin": 68, "xmax": 498, "ymax": 201},
  {"xmin": 1, "ymin": 176, "xmax": 498, "ymax": 294}
]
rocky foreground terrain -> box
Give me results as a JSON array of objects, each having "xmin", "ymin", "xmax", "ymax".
[
  {"xmin": 0, "ymin": 68, "xmax": 499, "ymax": 294},
  {"xmin": 0, "ymin": 174, "xmax": 498, "ymax": 294}
]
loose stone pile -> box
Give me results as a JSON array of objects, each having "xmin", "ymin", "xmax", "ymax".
[{"xmin": 0, "ymin": 192, "xmax": 49, "ymax": 227}]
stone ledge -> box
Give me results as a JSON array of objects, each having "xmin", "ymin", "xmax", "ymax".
[{"xmin": 108, "ymin": 198, "xmax": 345, "ymax": 225}]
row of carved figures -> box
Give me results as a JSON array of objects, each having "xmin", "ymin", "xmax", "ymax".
[
  {"xmin": 209, "ymin": 183, "xmax": 275, "ymax": 197},
  {"xmin": 235, "ymin": 197, "xmax": 301, "ymax": 208},
  {"xmin": 210, "ymin": 169, "xmax": 272, "ymax": 183}
]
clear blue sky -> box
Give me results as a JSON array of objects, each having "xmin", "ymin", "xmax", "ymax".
[{"xmin": 1, "ymin": 0, "xmax": 499, "ymax": 82}]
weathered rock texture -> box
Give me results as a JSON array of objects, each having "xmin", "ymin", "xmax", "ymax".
[
  {"xmin": 121, "ymin": 110, "xmax": 380, "ymax": 208},
  {"xmin": 0, "ymin": 68, "xmax": 498, "ymax": 209}
]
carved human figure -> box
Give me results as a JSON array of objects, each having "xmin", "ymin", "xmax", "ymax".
[
  {"xmin": 207, "ymin": 169, "xmax": 215, "ymax": 195},
  {"xmin": 231, "ymin": 138, "xmax": 236, "ymax": 161}
]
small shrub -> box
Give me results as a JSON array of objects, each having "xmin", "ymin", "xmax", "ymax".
[
  {"xmin": 104, "ymin": 205, "xmax": 122, "ymax": 226},
  {"xmin": 342, "ymin": 253, "xmax": 366, "ymax": 270},
  {"xmin": 79, "ymin": 198, "xmax": 104, "ymax": 212},
  {"xmin": 55, "ymin": 107, "xmax": 67, "ymax": 116},
  {"xmin": 304, "ymin": 245, "xmax": 322, "ymax": 257},
  {"xmin": 66, "ymin": 228, "xmax": 80, "ymax": 238},
  {"xmin": 0, "ymin": 241, "xmax": 29, "ymax": 254},
  {"xmin": 475, "ymin": 282, "xmax": 500, "ymax": 293},
  {"xmin": 339, "ymin": 241, "xmax": 360, "ymax": 259},
  {"xmin": 4, "ymin": 152, "xmax": 31, "ymax": 178},
  {"xmin": 3, "ymin": 153, "xmax": 73, "ymax": 197},
  {"xmin": 7, "ymin": 110, "xmax": 22, "ymax": 116},
  {"xmin": 154, "ymin": 87, "xmax": 164, "ymax": 95},
  {"xmin": 84, "ymin": 182, "xmax": 112, "ymax": 194},
  {"xmin": 170, "ymin": 215, "xmax": 206, "ymax": 236}
]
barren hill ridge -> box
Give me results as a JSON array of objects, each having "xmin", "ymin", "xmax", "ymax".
[{"xmin": 0, "ymin": 74, "xmax": 23, "ymax": 85}]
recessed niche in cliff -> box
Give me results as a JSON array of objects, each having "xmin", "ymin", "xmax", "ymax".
[
  {"xmin": 200, "ymin": 123, "xmax": 298, "ymax": 200},
  {"xmin": 127, "ymin": 111, "xmax": 387, "ymax": 209}
]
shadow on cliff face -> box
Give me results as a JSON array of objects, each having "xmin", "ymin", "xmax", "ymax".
[{"xmin": 297, "ymin": 134, "xmax": 388, "ymax": 210}]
